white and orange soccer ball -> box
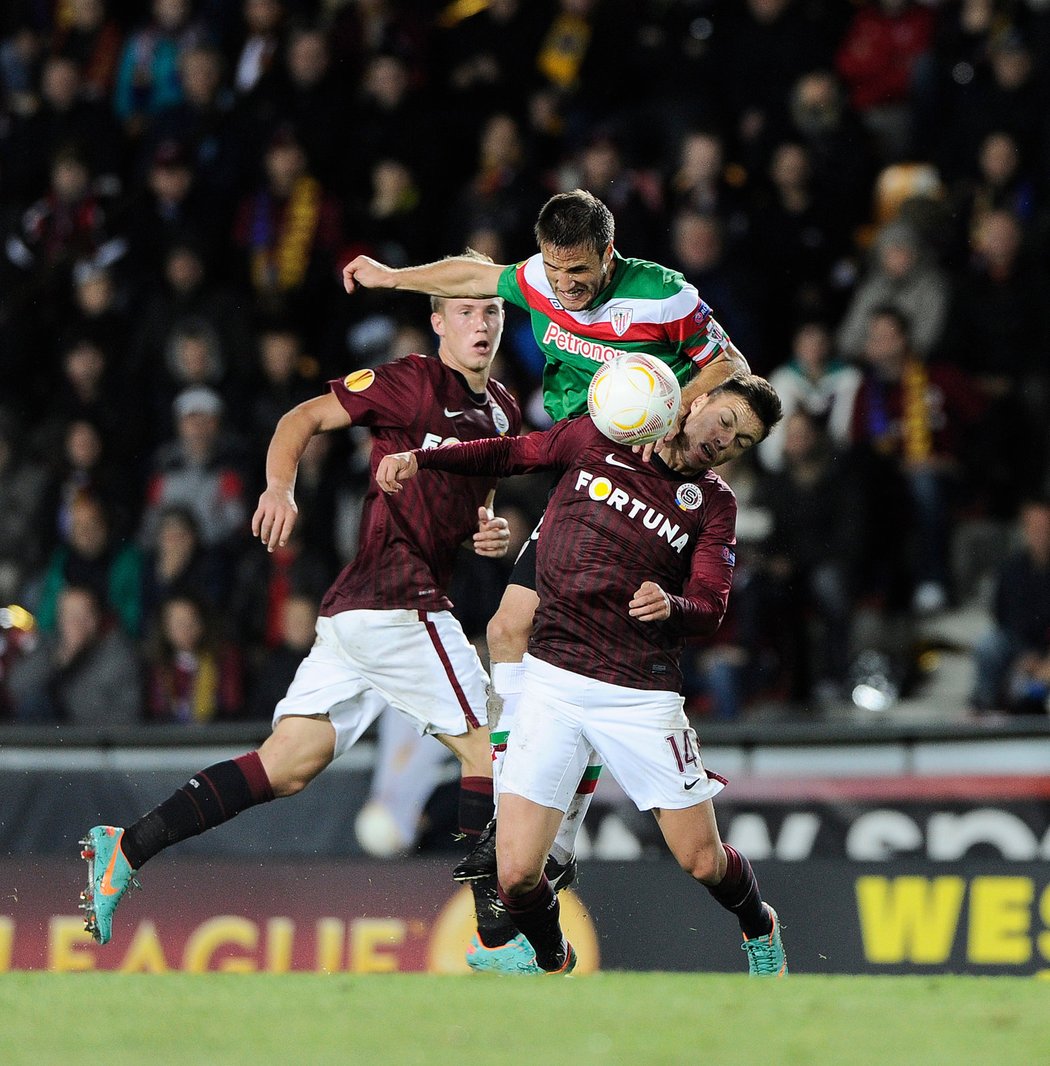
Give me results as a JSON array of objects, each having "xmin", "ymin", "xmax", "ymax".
[{"xmin": 586, "ymin": 353, "xmax": 682, "ymax": 446}]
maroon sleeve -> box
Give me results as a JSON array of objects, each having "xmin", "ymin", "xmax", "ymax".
[
  {"xmin": 329, "ymin": 356, "xmax": 426, "ymax": 429},
  {"xmin": 666, "ymin": 480, "xmax": 737, "ymax": 638},
  {"xmin": 414, "ymin": 416, "xmax": 586, "ymax": 477}
]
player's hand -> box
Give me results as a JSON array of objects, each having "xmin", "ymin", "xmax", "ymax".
[
  {"xmin": 342, "ymin": 255, "xmax": 394, "ymax": 294},
  {"xmin": 376, "ymin": 451, "xmax": 418, "ymax": 493},
  {"xmin": 253, "ymin": 487, "xmax": 298, "ymax": 553},
  {"xmin": 473, "ymin": 506, "xmax": 511, "ymax": 557},
  {"xmin": 629, "ymin": 580, "xmax": 671, "ymax": 622}
]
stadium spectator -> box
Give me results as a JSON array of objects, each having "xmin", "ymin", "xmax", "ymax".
[
  {"xmin": 4, "ymin": 52, "xmax": 124, "ymax": 201},
  {"xmin": 138, "ymin": 385, "xmax": 250, "ymax": 555},
  {"xmin": 113, "ymin": 0, "xmax": 210, "ymax": 138},
  {"xmin": 759, "ymin": 410, "xmax": 864, "ymax": 703},
  {"xmin": 663, "ymin": 128, "xmax": 752, "ymax": 255},
  {"xmin": 128, "ymin": 239, "xmax": 254, "ymax": 425},
  {"xmin": 147, "ymin": 42, "xmax": 244, "ymax": 219},
  {"xmin": 244, "ymin": 591, "xmax": 317, "ymax": 719},
  {"xmin": 836, "ymin": 218, "xmax": 950, "ymax": 360},
  {"xmin": 7, "ymin": 583, "xmax": 141, "ymax": 724},
  {"xmin": 228, "ymin": 0, "xmax": 284, "ymax": 101},
  {"xmin": 970, "ymin": 497, "xmax": 1050, "ymax": 715},
  {"xmin": 231, "ymin": 123, "xmax": 343, "ymax": 345},
  {"xmin": 29, "ymin": 490, "xmax": 142, "ymax": 638},
  {"xmin": 938, "ymin": 207, "xmax": 1049, "ymax": 513},
  {"xmin": 786, "ymin": 69, "xmax": 876, "ymax": 242},
  {"xmin": 0, "ymin": 411, "xmax": 49, "ymax": 603},
  {"xmin": 50, "ymin": 0, "xmax": 124, "ymax": 103},
  {"xmin": 39, "ymin": 418, "xmax": 136, "ymax": 549},
  {"xmin": 120, "ymin": 138, "xmax": 218, "ymax": 287},
  {"xmin": 834, "ymin": 0, "xmax": 936, "ymax": 163},
  {"xmin": 668, "ymin": 208, "xmax": 765, "ymax": 373},
  {"xmin": 759, "ymin": 319, "xmax": 861, "ymax": 474},
  {"xmin": 711, "ymin": 0, "xmax": 839, "ymax": 171},
  {"xmin": 849, "ymin": 305, "xmax": 984, "ymax": 616},
  {"xmin": 750, "ymin": 140, "xmax": 851, "ymax": 353},
  {"xmin": 139, "ymin": 505, "xmax": 228, "ymax": 625},
  {"xmin": 247, "ymin": 24, "xmax": 348, "ymax": 189},
  {"xmin": 229, "ymin": 521, "xmax": 329, "ymax": 662},
  {"xmin": 144, "ymin": 591, "xmax": 243, "ymax": 723},
  {"xmin": 446, "ymin": 112, "xmax": 546, "ymax": 254}
]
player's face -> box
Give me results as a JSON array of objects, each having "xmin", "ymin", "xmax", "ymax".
[
  {"xmin": 539, "ymin": 241, "xmax": 614, "ymax": 311},
  {"xmin": 432, "ymin": 297, "xmax": 505, "ymax": 380},
  {"xmin": 662, "ymin": 392, "xmax": 765, "ymax": 473}
]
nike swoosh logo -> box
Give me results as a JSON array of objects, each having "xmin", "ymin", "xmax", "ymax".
[
  {"xmin": 98, "ymin": 830, "xmax": 125, "ymax": 895},
  {"xmin": 605, "ymin": 453, "xmax": 635, "ymax": 470},
  {"xmin": 684, "ymin": 778, "xmax": 702, "ymax": 790},
  {"xmin": 444, "ymin": 408, "xmax": 465, "ymax": 418}
]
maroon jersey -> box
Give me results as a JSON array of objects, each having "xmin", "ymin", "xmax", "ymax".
[
  {"xmin": 321, "ymin": 354, "xmax": 520, "ymax": 615},
  {"xmin": 416, "ymin": 417, "xmax": 738, "ymax": 691}
]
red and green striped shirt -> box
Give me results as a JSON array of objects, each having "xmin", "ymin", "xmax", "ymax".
[{"xmin": 497, "ymin": 251, "xmax": 731, "ymax": 422}]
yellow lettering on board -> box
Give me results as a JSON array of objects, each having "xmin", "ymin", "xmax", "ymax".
[
  {"xmin": 349, "ymin": 919, "xmax": 405, "ymax": 973},
  {"xmin": 856, "ymin": 876, "xmax": 965, "ymax": 964},
  {"xmin": 264, "ymin": 918, "xmax": 294, "ymax": 973},
  {"xmin": 315, "ymin": 918, "xmax": 345, "ymax": 973},
  {"xmin": 968, "ymin": 877, "xmax": 1032, "ymax": 964},
  {"xmin": 182, "ymin": 917, "xmax": 258, "ymax": 972},
  {"xmin": 0, "ymin": 917, "xmax": 12, "ymax": 971},
  {"xmin": 118, "ymin": 920, "xmax": 169, "ymax": 973},
  {"xmin": 47, "ymin": 917, "xmax": 96, "ymax": 971}
]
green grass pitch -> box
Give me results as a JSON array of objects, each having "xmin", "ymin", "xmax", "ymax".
[{"xmin": 2, "ymin": 972, "xmax": 1046, "ymax": 1065}]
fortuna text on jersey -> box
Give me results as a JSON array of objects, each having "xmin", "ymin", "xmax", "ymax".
[{"xmin": 574, "ymin": 470, "xmax": 691, "ymax": 553}]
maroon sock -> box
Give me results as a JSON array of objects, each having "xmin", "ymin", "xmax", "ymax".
[
  {"xmin": 120, "ymin": 752, "xmax": 275, "ymax": 869},
  {"xmin": 498, "ymin": 875, "xmax": 566, "ymax": 970},
  {"xmin": 705, "ymin": 844, "xmax": 771, "ymax": 939},
  {"xmin": 458, "ymin": 776, "xmax": 494, "ymax": 839}
]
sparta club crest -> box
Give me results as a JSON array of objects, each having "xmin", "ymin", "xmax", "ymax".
[{"xmin": 675, "ymin": 483, "xmax": 703, "ymax": 511}]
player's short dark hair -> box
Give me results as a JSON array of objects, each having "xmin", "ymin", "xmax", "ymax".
[
  {"xmin": 710, "ymin": 373, "xmax": 783, "ymax": 442},
  {"xmin": 430, "ymin": 248, "xmax": 500, "ymax": 313},
  {"xmin": 534, "ymin": 190, "xmax": 615, "ymax": 254}
]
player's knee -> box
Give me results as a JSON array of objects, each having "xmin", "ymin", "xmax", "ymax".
[
  {"xmin": 269, "ymin": 764, "xmax": 316, "ymax": 798},
  {"xmin": 497, "ymin": 863, "xmax": 542, "ymax": 897},
  {"xmin": 486, "ymin": 608, "xmax": 529, "ymax": 661},
  {"xmin": 679, "ymin": 842, "xmax": 725, "ymax": 885},
  {"xmin": 261, "ymin": 746, "xmax": 330, "ymax": 798}
]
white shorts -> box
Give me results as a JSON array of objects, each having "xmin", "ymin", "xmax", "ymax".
[
  {"xmin": 272, "ymin": 609, "xmax": 488, "ymax": 759},
  {"xmin": 499, "ymin": 654, "xmax": 725, "ymax": 812}
]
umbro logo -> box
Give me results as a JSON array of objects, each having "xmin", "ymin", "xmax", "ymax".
[{"xmin": 605, "ymin": 453, "xmax": 635, "ymax": 470}]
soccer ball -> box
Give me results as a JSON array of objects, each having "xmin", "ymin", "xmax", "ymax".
[{"xmin": 586, "ymin": 353, "xmax": 682, "ymax": 445}]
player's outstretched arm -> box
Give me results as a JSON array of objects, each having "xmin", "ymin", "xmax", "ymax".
[
  {"xmin": 628, "ymin": 580, "xmax": 672, "ymax": 622},
  {"xmin": 376, "ymin": 451, "xmax": 419, "ymax": 493},
  {"xmin": 343, "ymin": 254, "xmax": 506, "ymax": 297},
  {"xmin": 253, "ymin": 392, "xmax": 351, "ymax": 551}
]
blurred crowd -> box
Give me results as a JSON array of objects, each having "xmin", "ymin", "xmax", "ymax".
[{"xmin": 1, "ymin": 0, "xmax": 1050, "ymax": 726}]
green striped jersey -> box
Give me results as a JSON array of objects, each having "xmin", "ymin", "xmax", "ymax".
[{"xmin": 497, "ymin": 250, "xmax": 732, "ymax": 421}]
